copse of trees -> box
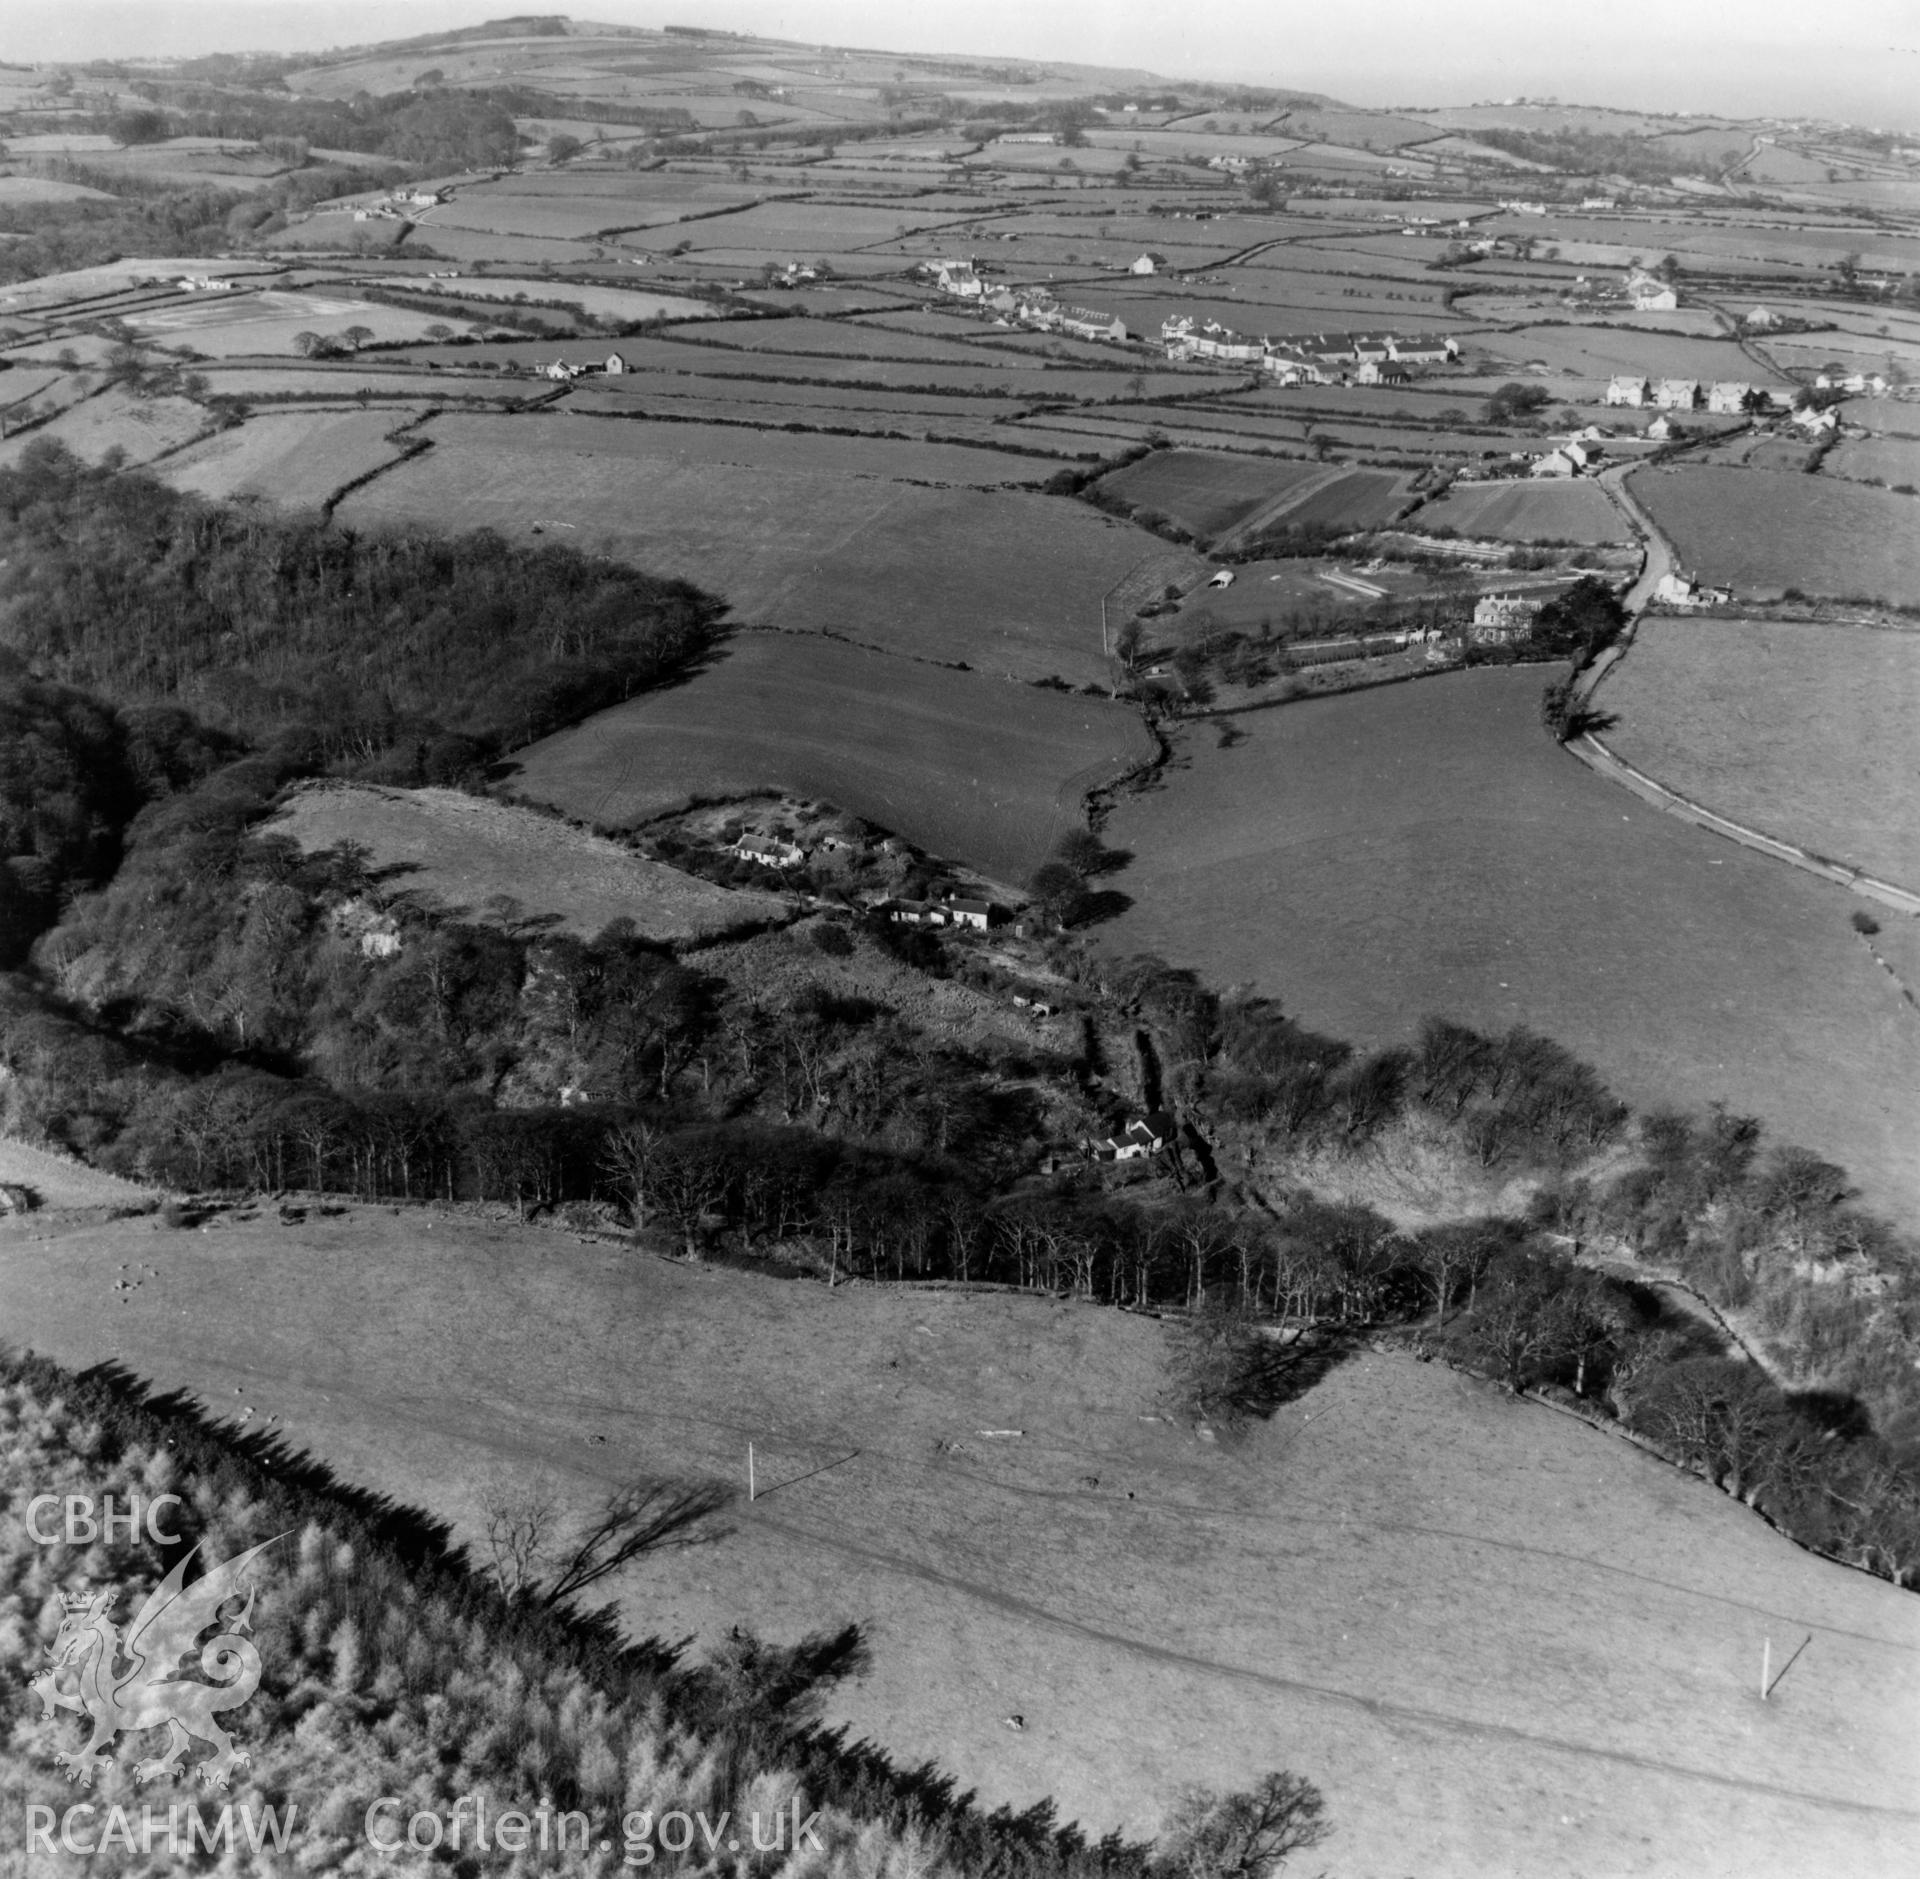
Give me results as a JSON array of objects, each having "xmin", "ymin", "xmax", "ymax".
[{"xmin": 0, "ymin": 443, "xmax": 720, "ymax": 765}]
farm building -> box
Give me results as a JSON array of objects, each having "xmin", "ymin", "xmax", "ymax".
[
  {"xmin": 1645, "ymin": 414, "xmax": 1678, "ymax": 441},
  {"xmin": 1653, "ymin": 379, "xmax": 1702, "ymax": 409},
  {"xmin": 1130, "ymin": 252, "xmax": 1167, "ymax": 274},
  {"xmin": 1794, "ymin": 405, "xmax": 1839, "ymax": 434},
  {"xmin": 1605, "ymin": 375, "xmax": 1651, "ymax": 407},
  {"xmin": 1471, "ymin": 593, "xmax": 1538, "ymax": 643},
  {"xmin": 604, "ymin": 351, "xmax": 628, "ymax": 374},
  {"xmin": 1706, "ymin": 381, "xmax": 1752, "ymax": 413},
  {"xmin": 928, "ymin": 259, "xmax": 983, "ymax": 298},
  {"xmin": 1207, "ymin": 569, "xmax": 1236, "ymax": 588},
  {"xmin": 1653, "ymin": 572, "xmax": 1729, "ymax": 608},
  {"xmin": 1531, "ymin": 447, "xmax": 1584, "ymax": 478},
  {"xmin": 1356, "ymin": 360, "xmax": 1414, "ymax": 387},
  {"xmin": 734, "ymin": 833, "xmax": 805, "ymax": 868},
  {"xmin": 945, "ymin": 896, "xmax": 995, "ymax": 930},
  {"xmin": 1059, "ymin": 306, "xmax": 1127, "ymax": 344},
  {"xmin": 1352, "ymin": 336, "xmax": 1393, "ymax": 364},
  {"xmin": 1089, "ymin": 1112, "xmax": 1176, "ymax": 1161},
  {"xmin": 1744, "ymin": 305, "xmax": 1781, "ymax": 329},
  {"xmin": 1627, "ymin": 273, "xmax": 1679, "ymax": 312},
  {"xmin": 1389, "ymin": 335, "xmax": 1458, "ymax": 364}
]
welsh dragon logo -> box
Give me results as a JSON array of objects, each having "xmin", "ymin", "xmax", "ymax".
[{"xmin": 29, "ymin": 1535, "xmax": 285, "ymax": 1789}]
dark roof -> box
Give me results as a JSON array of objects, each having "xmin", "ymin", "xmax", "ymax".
[{"xmin": 948, "ymin": 897, "xmax": 992, "ymax": 916}]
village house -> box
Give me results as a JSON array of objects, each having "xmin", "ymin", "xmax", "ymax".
[
  {"xmin": 927, "ymin": 259, "xmax": 983, "ymax": 298},
  {"xmin": 1653, "ymin": 572, "xmax": 1730, "ymax": 608},
  {"xmin": 1628, "ymin": 273, "xmax": 1679, "ymax": 312},
  {"xmin": 1306, "ymin": 334, "xmax": 1359, "ymax": 364},
  {"xmin": 1088, "ymin": 1112, "xmax": 1176, "ymax": 1162},
  {"xmin": 1166, "ymin": 318, "xmax": 1261, "ymax": 364},
  {"xmin": 944, "ymin": 896, "xmax": 994, "ymax": 930},
  {"xmin": 1706, "ymin": 381, "xmax": 1753, "ymax": 413},
  {"xmin": 1356, "ymin": 359, "xmax": 1414, "ymax": 387},
  {"xmin": 733, "ymin": 833, "xmax": 806, "ymax": 868},
  {"xmin": 1530, "ymin": 446, "xmax": 1581, "ymax": 478},
  {"xmin": 1470, "ymin": 593, "xmax": 1538, "ymax": 643},
  {"xmin": 1388, "ymin": 334, "xmax": 1458, "ymax": 364},
  {"xmin": 1743, "ymin": 305, "xmax": 1780, "ymax": 330},
  {"xmin": 1644, "ymin": 413, "xmax": 1677, "ymax": 441},
  {"xmin": 1260, "ymin": 347, "xmax": 1324, "ymax": 384},
  {"xmin": 1129, "ymin": 252, "xmax": 1167, "ymax": 275},
  {"xmin": 1653, "ymin": 378, "xmax": 1702, "ymax": 409},
  {"xmin": 1207, "ymin": 153, "xmax": 1253, "ymax": 174},
  {"xmin": 1580, "ymin": 196, "xmax": 1618, "ymax": 210},
  {"xmin": 1794, "ymin": 405, "xmax": 1839, "ymax": 434},
  {"xmin": 543, "ymin": 358, "xmax": 585, "ymax": 380}
]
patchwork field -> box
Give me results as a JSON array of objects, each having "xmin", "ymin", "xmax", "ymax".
[
  {"xmin": 117, "ymin": 287, "xmax": 485, "ymax": 356},
  {"xmin": 157, "ymin": 408, "xmax": 415, "ymax": 507},
  {"xmin": 1417, "ymin": 479, "xmax": 1632, "ymax": 543},
  {"xmin": 267, "ymin": 784, "xmax": 791, "ymax": 942},
  {"xmin": 509, "ymin": 632, "xmax": 1155, "ymax": 886},
  {"xmin": 1098, "ymin": 449, "xmax": 1326, "ymax": 539},
  {"xmin": 337, "ymin": 413, "xmax": 1198, "ymax": 684},
  {"xmin": 1630, "ymin": 465, "xmax": 1920, "ymax": 606},
  {"xmin": 1601, "ymin": 618, "xmax": 1920, "ymax": 891},
  {"xmin": 397, "ymin": 275, "xmax": 716, "ymax": 321},
  {"xmin": 3, "ymin": 1208, "xmax": 1917, "ymax": 1879},
  {"xmin": 0, "ymin": 386, "xmax": 206, "ymax": 468},
  {"xmin": 1099, "ymin": 669, "xmax": 1920, "ymax": 1222}
]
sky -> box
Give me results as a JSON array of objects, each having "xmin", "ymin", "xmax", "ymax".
[{"xmin": 22, "ymin": 0, "xmax": 1920, "ymax": 129}]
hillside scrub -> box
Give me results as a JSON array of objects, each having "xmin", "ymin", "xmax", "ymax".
[{"xmin": 0, "ymin": 1347, "xmax": 1172, "ymax": 1879}]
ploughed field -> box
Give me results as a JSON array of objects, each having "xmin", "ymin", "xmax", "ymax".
[
  {"xmin": 334, "ymin": 413, "xmax": 1194, "ymax": 686},
  {"xmin": 1098, "ymin": 669, "xmax": 1920, "ymax": 1222},
  {"xmin": 1629, "ymin": 464, "xmax": 1920, "ymax": 607},
  {"xmin": 1601, "ymin": 618, "xmax": 1920, "ymax": 892},
  {"xmin": 2, "ymin": 1204, "xmax": 1916, "ymax": 1879},
  {"xmin": 507, "ymin": 632, "xmax": 1156, "ymax": 887}
]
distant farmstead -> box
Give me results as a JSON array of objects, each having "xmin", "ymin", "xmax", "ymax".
[
  {"xmin": 1088, "ymin": 1112, "xmax": 1176, "ymax": 1162},
  {"xmin": 734, "ymin": 833, "xmax": 805, "ymax": 868}
]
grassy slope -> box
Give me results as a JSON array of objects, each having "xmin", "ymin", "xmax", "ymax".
[
  {"xmin": 2, "ymin": 1203, "xmax": 1917, "ymax": 1879},
  {"xmin": 1096, "ymin": 668, "xmax": 1920, "ymax": 1224},
  {"xmin": 507, "ymin": 631, "xmax": 1156, "ymax": 888},
  {"xmin": 1601, "ymin": 618, "xmax": 1920, "ymax": 892},
  {"xmin": 268, "ymin": 784, "xmax": 791, "ymax": 943}
]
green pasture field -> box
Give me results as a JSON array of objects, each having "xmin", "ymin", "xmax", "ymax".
[
  {"xmin": 118, "ymin": 287, "xmax": 483, "ymax": 357},
  {"xmin": 510, "ymin": 631, "xmax": 1154, "ymax": 884},
  {"xmin": 666, "ymin": 317, "xmax": 1050, "ymax": 366},
  {"xmin": 336, "ymin": 413, "xmax": 1199, "ymax": 684},
  {"xmin": 0, "ymin": 386, "xmax": 206, "ymax": 469},
  {"xmin": 1474, "ymin": 325, "xmax": 1791, "ymax": 388},
  {"xmin": 1263, "ymin": 467, "xmax": 1414, "ymax": 531},
  {"xmin": 0, "ymin": 175, "xmax": 120, "ymax": 205},
  {"xmin": 501, "ymin": 411, "xmax": 1065, "ymax": 484},
  {"xmin": 564, "ymin": 373, "xmax": 1029, "ymax": 420},
  {"xmin": 14, "ymin": 1215, "xmax": 1916, "ymax": 1879},
  {"xmin": 1098, "ymin": 450, "xmax": 1327, "ymax": 538},
  {"xmin": 563, "ymin": 394, "xmax": 1043, "ymax": 449},
  {"xmin": 1416, "ymin": 480, "xmax": 1631, "ymax": 543},
  {"xmin": 1823, "ymin": 435, "xmax": 1920, "ymax": 487},
  {"xmin": 1098, "ymin": 668, "xmax": 1920, "ymax": 1222},
  {"xmin": 1602, "ymin": 617, "xmax": 1920, "ymax": 891},
  {"xmin": 1630, "ymin": 464, "xmax": 1920, "ymax": 605},
  {"xmin": 377, "ymin": 226, "xmax": 592, "ymax": 266},
  {"xmin": 277, "ymin": 215, "xmax": 409, "ymax": 253},
  {"xmin": 196, "ymin": 364, "xmax": 504, "ymax": 403},
  {"xmin": 157, "ymin": 408, "xmax": 412, "ymax": 508},
  {"xmin": 268, "ymin": 783, "xmax": 788, "ymax": 943},
  {"xmin": 400, "ymin": 275, "xmax": 717, "ymax": 321},
  {"xmin": 662, "ymin": 202, "xmax": 976, "ymax": 252},
  {"xmin": 420, "ymin": 197, "xmax": 658, "ymax": 241}
]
